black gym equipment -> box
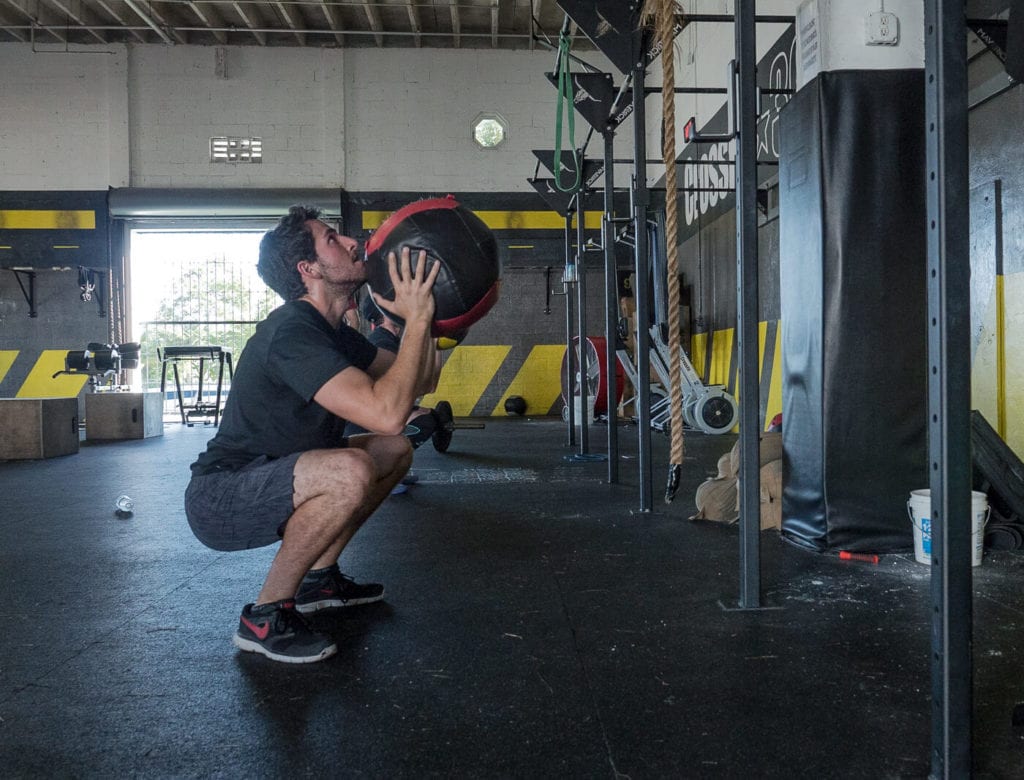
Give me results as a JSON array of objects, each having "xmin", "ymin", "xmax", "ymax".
[
  {"xmin": 53, "ymin": 341, "xmax": 141, "ymax": 389},
  {"xmin": 779, "ymin": 69, "xmax": 928, "ymax": 554},
  {"xmin": 428, "ymin": 399, "xmax": 486, "ymax": 454},
  {"xmin": 504, "ymin": 396, "xmax": 527, "ymax": 416},
  {"xmin": 967, "ymin": 1, "xmax": 1024, "ymax": 83},
  {"xmin": 364, "ymin": 195, "xmax": 502, "ymax": 339},
  {"xmin": 1010, "ymin": 0, "xmax": 1024, "ymax": 82},
  {"xmin": 540, "ymin": 1, "xmax": 976, "ymax": 771},
  {"xmin": 432, "ymin": 400, "xmax": 454, "ymax": 452}
]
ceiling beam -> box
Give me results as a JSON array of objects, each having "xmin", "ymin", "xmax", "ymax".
[
  {"xmin": 0, "ymin": 6, "xmax": 27, "ymax": 41},
  {"xmin": 449, "ymin": 0, "xmax": 460, "ymax": 48},
  {"xmin": 0, "ymin": 25, "xmax": 27, "ymax": 41},
  {"xmin": 42, "ymin": 0, "xmax": 107, "ymax": 43},
  {"xmin": 124, "ymin": 0, "xmax": 184, "ymax": 44},
  {"xmin": 92, "ymin": 0, "xmax": 147, "ymax": 42},
  {"xmin": 187, "ymin": 1, "xmax": 227, "ymax": 44},
  {"xmin": 529, "ymin": 0, "xmax": 539, "ymax": 50},
  {"xmin": 318, "ymin": 0, "xmax": 344, "ymax": 46},
  {"xmin": 491, "ymin": 0, "xmax": 498, "ymax": 48},
  {"xmin": 3, "ymin": 0, "xmax": 65, "ymax": 42},
  {"xmin": 361, "ymin": 0, "xmax": 383, "ymax": 47},
  {"xmin": 274, "ymin": 1, "xmax": 305, "ymax": 46},
  {"xmin": 405, "ymin": 0, "xmax": 421, "ymax": 48},
  {"xmin": 232, "ymin": 1, "xmax": 267, "ymax": 45}
]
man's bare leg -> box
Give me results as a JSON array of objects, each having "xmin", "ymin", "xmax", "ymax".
[{"xmin": 255, "ymin": 435, "xmax": 412, "ymax": 605}]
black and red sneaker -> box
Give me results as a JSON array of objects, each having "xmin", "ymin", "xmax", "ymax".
[
  {"xmin": 232, "ymin": 600, "xmax": 337, "ymax": 663},
  {"xmin": 294, "ymin": 565, "xmax": 385, "ymax": 614}
]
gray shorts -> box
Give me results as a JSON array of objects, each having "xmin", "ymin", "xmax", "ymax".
[{"xmin": 184, "ymin": 453, "xmax": 302, "ymax": 551}]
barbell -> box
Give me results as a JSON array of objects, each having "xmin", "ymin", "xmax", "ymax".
[
  {"xmin": 404, "ymin": 400, "xmax": 486, "ymax": 453},
  {"xmin": 430, "ymin": 400, "xmax": 486, "ymax": 453}
]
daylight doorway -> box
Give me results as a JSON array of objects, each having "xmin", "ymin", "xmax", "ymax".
[{"xmin": 129, "ymin": 230, "xmax": 277, "ymax": 418}]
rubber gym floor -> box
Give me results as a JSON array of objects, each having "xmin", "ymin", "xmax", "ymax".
[{"xmin": 1, "ymin": 415, "xmax": 1023, "ymax": 779}]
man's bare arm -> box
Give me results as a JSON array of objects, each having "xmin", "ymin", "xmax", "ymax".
[{"xmin": 314, "ymin": 248, "xmax": 439, "ymax": 433}]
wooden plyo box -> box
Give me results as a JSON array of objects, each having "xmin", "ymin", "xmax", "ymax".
[
  {"xmin": 85, "ymin": 391, "xmax": 164, "ymax": 440},
  {"xmin": 0, "ymin": 397, "xmax": 80, "ymax": 460}
]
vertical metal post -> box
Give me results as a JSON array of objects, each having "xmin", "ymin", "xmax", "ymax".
[
  {"xmin": 576, "ymin": 187, "xmax": 590, "ymax": 454},
  {"xmin": 27, "ymin": 271, "xmax": 37, "ymax": 319},
  {"xmin": 603, "ymin": 130, "xmax": 619, "ymax": 483},
  {"xmin": 564, "ymin": 212, "xmax": 576, "ymax": 446},
  {"xmin": 924, "ymin": 1, "xmax": 972, "ymax": 775},
  {"xmin": 735, "ymin": 2, "xmax": 761, "ymax": 607},
  {"xmin": 632, "ymin": 61, "xmax": 653, "ymax": 512}
]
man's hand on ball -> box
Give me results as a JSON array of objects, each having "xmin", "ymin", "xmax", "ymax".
[{"xmin": 375, "ymin": 247, "xmax": 439, "ymax": 326}]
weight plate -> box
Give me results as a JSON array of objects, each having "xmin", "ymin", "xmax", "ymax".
[
  {"xmin": 432, "ymin": 400, "xmax": 454, "ymax": 453},
  {"xmin": 696, "ymin": 393, "xmax": 737, "ymax": 434}
]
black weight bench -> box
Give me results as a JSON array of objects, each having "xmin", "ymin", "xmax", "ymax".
[{"xmin": 158, "ymin": 346, "xmax": 234, "ymax": 426}]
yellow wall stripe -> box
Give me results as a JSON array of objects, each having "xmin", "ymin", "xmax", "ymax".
[
  {"xmin": 996, "ymin": 274, "xmax": 1006, "ymax": 438},
  {"xmin": 491, "ymin": 344, "xmax": 566, "ymax": 416},
  {"xmin": 690, "ymin": 332, "xmax": 707, "ymax": 377},
  {"xmin": 709, "ymin": 327, "xmax": 734, "ymax": 387},
  {"xmin": 420, "ymin": 345, "xmax": 510, "ymax": 416},
  {"xmin": 690, "ymin": 322, "xmax": 783, "ymax": 432},
  {"xmin": 362, "ymin": 209, "xmax": 603, "ymax": 231},
  {"xmin": 16, "ymin": 350, "xmax": 88, "ymax": 398},
  {"xmin": 765, "ymin": 323, "xmax": 783, "ymax": 431},
  {"xmin": 1002, "ymin": 273, "xmax": 1024, "ymax": 456},
  {"xmin": 0, "ymin": 350, "xmax": 18, "ymax": 386},
  {"xmin": 0, "ymin": 210, "xmax": 96, "ymax": 230}
]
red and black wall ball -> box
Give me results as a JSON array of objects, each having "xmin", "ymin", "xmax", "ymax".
[{"xmin": 364, "ymin": 195, "xmax": 501, "ymax": 340}]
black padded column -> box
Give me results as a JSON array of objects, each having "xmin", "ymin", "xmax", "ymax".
[{"xmin": 778, "ymin": 69, "xmax": 928, "ymax": 553}]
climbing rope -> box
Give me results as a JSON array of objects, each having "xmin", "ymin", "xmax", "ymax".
[
  {"xmin": 553, "ymin": 32, "xmax": 582, "ymax": 193},
  {"xmin": 658, "ymin": 0, "xmax": 685, "ymax": 503}
]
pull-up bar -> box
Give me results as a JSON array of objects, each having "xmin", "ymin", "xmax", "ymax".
[
  {"xmin": 644, "ymin": 86, "xmax": 794, "ymax": 95},
  {"xmin": 677, "ymin": 14, "xmax": 795, "ymax": 25}
]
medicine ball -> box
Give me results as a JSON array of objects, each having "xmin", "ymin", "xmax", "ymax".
[
  {"xmin": 504, "ymin": 396, "xmax": 527, "ymax": 416},
  {"xmin": 364, "ymin": 195, "xmax": 501, "ymax": 338}
]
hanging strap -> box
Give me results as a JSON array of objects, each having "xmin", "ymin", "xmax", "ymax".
[{"xmin": 553, "ymin": 33, "xmax": 582, "ymax": 193}]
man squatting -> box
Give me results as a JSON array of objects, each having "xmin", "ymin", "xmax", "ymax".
[{"xmin": 184, "ymin": 205, "xmax": 441, "ymax": 663}]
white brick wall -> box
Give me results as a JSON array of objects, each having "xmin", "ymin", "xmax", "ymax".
[
  {"xmin": 0, "ymin": 5, "xmax": 837, "ymax": 196},
  {"xmin": 0, "ymin": 43, "xmax": 129, "ymax": 189},
  {"xmin": 128, "ymin": 45, "xmax": 346, "ymax": 187},
  {"xmin": 0, "ymin": 41, "xmax": 637, "ymax": 193},
  {"xmin": 343, "ymin": 48, "xmax": 579, "ymax": 192}
]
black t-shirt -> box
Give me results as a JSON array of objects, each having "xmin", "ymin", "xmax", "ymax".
[{"xmin": 191, "ymin": 300, "xmax": 377, "ymax": 475}]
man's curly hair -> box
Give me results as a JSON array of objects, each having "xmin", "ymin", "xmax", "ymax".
[{"xmin": 257, "ymin": 205, "xmax": 321, "ymax": 300}]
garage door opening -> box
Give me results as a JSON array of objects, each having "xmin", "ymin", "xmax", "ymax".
[{"xmin": 129, "ymin": 230, "xmax": 277, "ymax": 415}]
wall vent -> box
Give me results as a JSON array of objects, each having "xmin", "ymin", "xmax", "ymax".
[{"xmin": 210, "ymin": 137, "xmax": 262, "ymax": 163}]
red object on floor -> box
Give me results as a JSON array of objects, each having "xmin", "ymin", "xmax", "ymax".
[{"xmin": 839, "ymin": 551, "xmax": 879, "ymax": 564}]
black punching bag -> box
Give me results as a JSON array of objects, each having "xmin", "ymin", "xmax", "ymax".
[{"xmin": 778, "ymin": 70, "xmax": 928, "ymax": 554}]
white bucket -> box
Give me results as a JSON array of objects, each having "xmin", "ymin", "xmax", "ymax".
[
  {"xmin": 906, "ymin": 489, "xmax": 989, "ymax": 567},
  {"xmin": 562, "ymin": 396, "xmax": 596, "ymax": 425},
  {"xmin": 576, "ymin": 395, "xmax": 595, "ymax": 425}
]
